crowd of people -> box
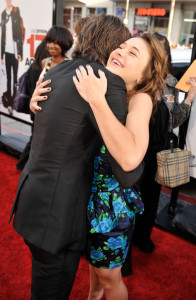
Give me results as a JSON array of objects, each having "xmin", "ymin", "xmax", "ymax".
[{"xmin": 7, "ymin": 12, "xmax": 196, "ymax": 300}]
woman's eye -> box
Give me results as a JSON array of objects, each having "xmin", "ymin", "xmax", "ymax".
[{"xmin": 130, "ymin": 52, "xmax": 136, "ymax": 56}]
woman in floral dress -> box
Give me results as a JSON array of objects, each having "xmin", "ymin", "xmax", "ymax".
[
  {"xmin": 73, "ymin": 34, "xmax": 169, "ymax": 300},
  {"xmin": 86, "ymin": 144, "xmax": 144, "ymax": 270}
]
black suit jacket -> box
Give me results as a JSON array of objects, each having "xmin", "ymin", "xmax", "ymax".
[
  {"xmin": 1, "ymin": 6, "xmax": 23, "ymax": 59},
  {"xmin": 10, "ymin": 56, "xmax": 143, "ymax": 254}
]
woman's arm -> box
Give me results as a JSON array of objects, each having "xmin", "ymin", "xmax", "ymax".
[
  {"xmin": 73, "ymin": 65, "xmax": 152, "ymax": 171},
  {"xmin": 173, "ymin": 77, "xmax": 196, "ymax": 128}
]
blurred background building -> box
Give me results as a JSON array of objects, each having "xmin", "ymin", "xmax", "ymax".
[{"xmin": 63, "ymin": 0, "xmax": 196, "ymax": 47}]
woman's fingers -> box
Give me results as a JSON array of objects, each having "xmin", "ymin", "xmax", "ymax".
[
  {"xmin": 35, "ymin": 78, "xmax": 51, "ymax": 90},
  {"xmin": 73, "ymin": 75, "xmax": 80, "ymax": 90},
  {"xmin": 186, "ymin": 76, "xmax": 196, "ymax": 84},
  {"xmin": 76, "ymin": 65, "xmax": 95, "ymax": 82},
  {"xmin": 38, "ymin": 87, "xmax": 51, "ymax": 95},
  {"xmin": 186, "ymin": 78, "xmax": 196, "ymax": 85},
  {"xmin": 98, "ymin": 69, "xmax": 106, "ymax": 81},
  {"xmin": 30, "ymin": 101, "xmax": 42, "ymax": 114},
  {"xmin": 76, "ymin": 68, "xmax": 83, "ymax": 82},
  {"xmin": 36, "ymin": 77, "xmax": 43, "ymax": 87},
  {"xmin": 86, "ymin": 65, "xmax": 94, "ymax": 76},
  {"xmin": 79, "ymin": 65, "xmax": 88, "ymax": 78},
  {"xmin": 30, "ymin": 95, "xmax": 48, "ymax": 111}
]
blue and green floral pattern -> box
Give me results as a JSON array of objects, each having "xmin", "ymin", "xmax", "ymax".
[{"xmin": 86, "ymin": 145, "xmax": 144, "ymax": 269}]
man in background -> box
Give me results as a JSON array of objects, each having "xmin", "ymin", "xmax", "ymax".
[{"xmin": 1, "ymin": 0, "xmax": 23, "ymax": 114}]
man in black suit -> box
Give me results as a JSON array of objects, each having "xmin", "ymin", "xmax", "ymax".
[
  {"xmin": 1, "ymin": 0, "xmax": 23, "ymax": 114},
  {"xmin": 10, "ymin": 15, "xmax": 142, "ymax": 300}
]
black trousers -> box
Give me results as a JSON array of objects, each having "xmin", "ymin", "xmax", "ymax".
[
  {"xmin": 5, "ymin": 52, "xmax": 18, "ymax": 105},
  {"xmin": 24, "ymin": 239, "xmax": 81, "ymax": 300}
]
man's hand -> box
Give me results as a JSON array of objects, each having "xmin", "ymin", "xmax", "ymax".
[
  {"xmin": 18, "ymin": 55, "xmax": 22, "ymax": 61},
  {"xmin": 30, "ymin": 78, "xmax": 51, "ymax": 114},
  {"xmin": 1, "ymin": 59, "xmax": 4, "ymax": 65}
]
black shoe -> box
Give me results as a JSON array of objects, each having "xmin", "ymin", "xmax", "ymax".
[
  {"xmin": 133, "ymin": 239, "xmax": 155, "ymax": 253},
  {"xmin": 168, "ymin": 206, "xmax": 176, "ymax": 217},
  {"xmin": 121, "ymin": 264, "xmax": 132, "ymax": 277}
]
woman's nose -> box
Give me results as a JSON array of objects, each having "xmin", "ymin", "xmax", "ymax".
[
  {"xmin": 116, "ymin": 48, "xmax": 125, "ymax": 57},
  {"xmin": 116, "ymin": 48, "xmax": 122, "ymax": 56}
]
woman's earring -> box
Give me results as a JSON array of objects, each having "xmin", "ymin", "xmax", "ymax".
[{"xmin": 137, "ymin": 78, "xmax": 142, "ymax": 85}]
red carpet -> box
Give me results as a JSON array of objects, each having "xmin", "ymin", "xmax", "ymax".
[{"xmin": 0, "ymin": 151, "xmax": 196, "ymax": 300}]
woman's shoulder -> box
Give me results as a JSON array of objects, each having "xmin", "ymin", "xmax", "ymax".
[
  {"xmin": 41, "ymin": 57, "xmax": 51, "ymax": 68},
  {"xmin": 128, "ymin": 92, "xmax": 152, "ymax": 113},
  {"xmin": 129, "ymin": 92, "xmax": 152, "ymax": 105}
]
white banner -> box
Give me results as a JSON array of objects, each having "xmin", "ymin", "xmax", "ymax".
[
  {"xmin": 0, "ymin": 0, "xmax": 53, "ymax": 121},
  {"xmin": 186, "ymin": 96, "xmax": 196, "ymax": 179}
]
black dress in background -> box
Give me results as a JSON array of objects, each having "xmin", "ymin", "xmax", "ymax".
[
  {"xmin": 133, "ymin": 101, "xmax": 170, "ymax": 247},
  {"xmin": 122, "ymin": 100, "xmax": 169, "ymax": 276}
]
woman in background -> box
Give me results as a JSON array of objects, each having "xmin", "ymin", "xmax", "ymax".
[
  {"xmin": 16, "ymin": 26, "xmax": 73, "ymax": 170},
  {"xmin": 40, "ymin": 25, "xmax": 73, "ymax": 78}
]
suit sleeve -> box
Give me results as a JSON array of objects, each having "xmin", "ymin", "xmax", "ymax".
[{"xmin": 87, "ymin": 71, "xmax": 144, "ymax": 188}]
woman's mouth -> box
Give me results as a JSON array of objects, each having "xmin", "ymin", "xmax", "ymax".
[{"xmin": 111, "ymin": 58, "xmax": 123, "ymax": 67}]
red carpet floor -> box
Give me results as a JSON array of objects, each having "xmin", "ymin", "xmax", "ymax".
[{"xmin": 0, "ymin": 151, "xmax": 196, "ymax": 300}]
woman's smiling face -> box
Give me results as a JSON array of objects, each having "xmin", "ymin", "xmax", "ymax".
[
  {"xmin": 106, "ymin": 37, "xmax": 152, "ymax": 91},
  {"xmin": 46, "ymin": 41, "xmax": 62, "ymax": 57}
]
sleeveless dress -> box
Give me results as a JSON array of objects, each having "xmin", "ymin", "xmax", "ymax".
[
  {"xmin": 39, "ymin": 57, "xmax": 69, "ymax": 79},
  {"xmin": 86, "ymin": 145, "xmax": 144, "ymax": 269}
]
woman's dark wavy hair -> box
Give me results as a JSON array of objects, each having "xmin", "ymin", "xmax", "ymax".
[
  {"xmin": 32, "ymin": 39, "xmax": 49, "ymax": 70},
  {"xmin": 127, "ymin": 33, "xmax": 168, "ymax": 109},
  {"xmin": 72, "ymin": 14, "xmax": 131, "ymax": 65},
  {"xmin": 45, "ymin": 25, "xmax": 73, "ymax": 56},
  {"xmin": 153, "ymin": 32, "xmax": 172, "ymax": 73}
]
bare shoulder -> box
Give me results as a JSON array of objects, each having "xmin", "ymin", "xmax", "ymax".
[
  {"xmin": 130, "ymin": 92, "xmax": 152, "ymax": 103},
  {"xmin": 41, "ymin": 59, "xmax": 46, "ymax": 69},
  {"xmin": 41, "ymin": 57, "xmax": 51, "ymax": 69},
  {"xmin": 128, "ymin": 92, "xmax": 152, "ymax": 111}
]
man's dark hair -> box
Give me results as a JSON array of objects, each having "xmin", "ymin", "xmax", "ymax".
[
  {"xmin": 45, "ymin": 25, "xmax": 73, "ymax": 56},
  {"xmin": 74, "ymin": 16, "xmax": 91, "ymax": 36},
  {"xmin": 72, "ymin": 14, "xmax": 131, "ymax": 65}
]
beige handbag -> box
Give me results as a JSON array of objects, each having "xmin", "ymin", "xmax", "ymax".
[{"xmin": 155, "ymin": 148, "xmax": 191, "ymax": 188}]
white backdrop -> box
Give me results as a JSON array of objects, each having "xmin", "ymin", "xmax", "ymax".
[
  {"xmin": 0, "ymin": 0, "xmax": 53, "ymax": 121},
  {"xmin": 186, "ymin": 96, "xmax": 196, "ymax": 179}
]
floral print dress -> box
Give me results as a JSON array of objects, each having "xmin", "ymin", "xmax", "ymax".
[{"xmin": 86, "ymin": 145, "xmax": 144, "ymax": 269}]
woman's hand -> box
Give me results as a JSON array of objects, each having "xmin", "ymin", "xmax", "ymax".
[
  {"xmin": 30, "ymin": 78, "xmax": 52, "ymax": 114},
  {"xmin": 73, "ymin": 65, "xmax": 107, "ymax": 106},
  {"xmin": 185, "ymin": 76, "xmax": 196, "ymax": 105}
]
